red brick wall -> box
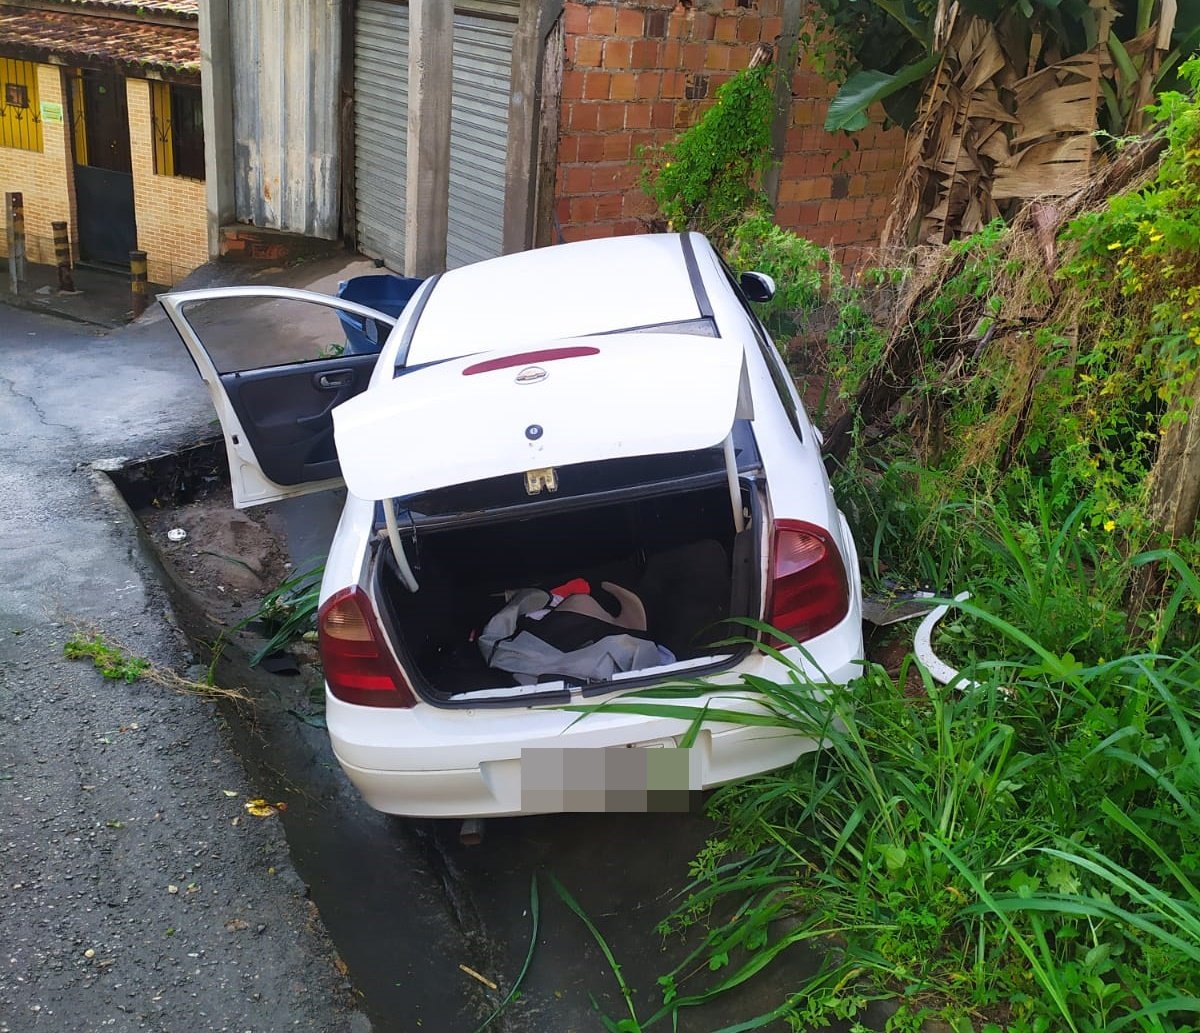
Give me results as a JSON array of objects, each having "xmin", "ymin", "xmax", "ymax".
[{"xmin": 554, "ymin": 0, "xmax": 906, "ymax": 264}]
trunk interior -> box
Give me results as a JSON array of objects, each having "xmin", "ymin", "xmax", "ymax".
[{"xmin": 375, "ymin": 481, "xmax": 760, "ymax": 702}]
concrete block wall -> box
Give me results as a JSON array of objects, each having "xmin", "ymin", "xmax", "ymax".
[
  {"xmin": 554, "ymin": 0, "xmax": 906, "ymax": 263},
  {"xmin": 0, "ymin": 64, "xmax": 75, "ymax": 266},
  {"xmin": 126, "ymin": 78, "xmax": 207, "ymax": 285}
]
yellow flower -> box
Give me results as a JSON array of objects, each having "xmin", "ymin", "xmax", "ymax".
[{"xmin": 1104, "ymin": 519, "xmax": 1116, "ymax": 532}]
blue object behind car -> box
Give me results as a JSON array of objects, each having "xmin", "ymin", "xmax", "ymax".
[{"xmin": 337, "ymin": 274, "xmax": 424, "ymax": 354}]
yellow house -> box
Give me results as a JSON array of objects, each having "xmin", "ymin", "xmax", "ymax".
[{"xmin": 0, "ymin": 0, "xmax": 207, "ymax": 284}]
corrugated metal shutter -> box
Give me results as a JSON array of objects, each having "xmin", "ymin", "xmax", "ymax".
[
  {"xmin": 457, "ymin": 0, "xmax": 519, "ymax": 19},
  {"xmin": 354, "ymin": 0, "xmax": 515, "ymax": 272},
  {"xmin": 354, "ymin": 0, "xmax": 410, "ymax": 268},
  {"xmin": 447, "ymin": 12, "xmax": 516, "ymax": 268}
]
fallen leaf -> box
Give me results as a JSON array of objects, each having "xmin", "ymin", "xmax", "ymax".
[
  {"xmin": 244, "ymin": 799, "xmax": 277, "ymax": 818},
  {"xmin": 222, "ymin": 790, "xmax": 239, "ymax": 798},
  {"xmin": 225, "ymin": 918, "xmax": 250, "ymax": 932},
  {"xmin": 167, "ymin": 884, "xmax": 179, "ymax": 895}
]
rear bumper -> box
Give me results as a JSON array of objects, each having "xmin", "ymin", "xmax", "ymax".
[{"xmin": 327, "ymin": 646, "xmax": 861, "ymax": 818}]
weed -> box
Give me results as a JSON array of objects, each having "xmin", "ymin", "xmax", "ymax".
[
  {"xmin": 245, "ymin": 561, "xmax": 324, "ymax": 667},
  {"xmin": 639, "ymin": 65, "xmax": 775, "ymax": 246},
  {"xmin": 727, "ymin": 216, "xmax": 840, "ymax": 337},
  {"xmin": 573, "ymin": 578, "xmax": 1200, "ymax": 1031},
  {"xmin": 63, "ymin": 627, "xmax": 249, "ymax": 703},
  {"xmin": 64, "ymin": 633, "xmax": 149, "ymax": 683}
]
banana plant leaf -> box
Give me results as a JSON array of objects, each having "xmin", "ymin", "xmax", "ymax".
[{"xmin": 824, "ymin": 54, "xmax": 941, "ymax": 132}]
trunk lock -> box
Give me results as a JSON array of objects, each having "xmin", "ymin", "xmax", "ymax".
[{"xmin": 524, "ymin": 467, "xmax": 558, "ymax": 495}]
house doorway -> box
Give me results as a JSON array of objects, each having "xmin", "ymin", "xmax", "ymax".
[{"xmin": 70, "ymin": 69, "xmax": 137, "ymax": 266}]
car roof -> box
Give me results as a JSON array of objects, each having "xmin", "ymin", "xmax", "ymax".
[{"xmin": 403, "ymin": 233, "xmax": 707, "ymax": 365}]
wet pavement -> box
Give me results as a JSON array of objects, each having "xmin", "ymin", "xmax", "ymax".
[{"xmin": 0, "ymin": 298, "xmax": 371, "ymax": 1032}]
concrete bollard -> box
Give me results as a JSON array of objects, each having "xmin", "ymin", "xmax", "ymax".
[
  {"xmin": 130, "ymin": 249, "xmax": 148, "ymax": 318},
  {"xmin": 6, "ymin": 192, "xmax": 26, "ymax": 294},
  {"xmin": 52, "ymin": 221, "xmax": 74, "ymax": 293}
]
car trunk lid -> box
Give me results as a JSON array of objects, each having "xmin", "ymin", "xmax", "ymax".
[{"xmin": 332, "ymin": 333, "xmax": 749, "ymax": 502}]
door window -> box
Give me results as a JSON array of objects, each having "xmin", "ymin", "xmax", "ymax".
[{"xmin": 177, "ymin": 294, "xmax": 391, "ymax": 374}]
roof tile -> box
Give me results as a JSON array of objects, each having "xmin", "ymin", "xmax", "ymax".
[
  {"xmin": 0, "ymin": 4, "xmax": 199, "ymax": 79},
  {"xmin": 59, "ymin": 0, "xmax": 198, "ymax": 17}
]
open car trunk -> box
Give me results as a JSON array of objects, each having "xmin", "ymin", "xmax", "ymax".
[{"xmin": 373, "ymin": 478, "xmax": 762, "ymax": 705}]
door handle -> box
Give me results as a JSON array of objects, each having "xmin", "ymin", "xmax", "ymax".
[{"xmin": 316, "ymin": 370, "xmax": 354, "ymax": 390}]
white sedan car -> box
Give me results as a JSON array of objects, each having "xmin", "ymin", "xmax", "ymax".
[{"xmin": 163, "ymin": 232, "xmax": 863, "ymax": 818}]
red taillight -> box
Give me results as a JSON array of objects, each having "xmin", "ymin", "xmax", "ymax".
[
  {"xmin": 318, "ymin": 587, "xmax": 416, "ymax": 708},
  {"xmin": 766, "ymin": 520, "xmax": 850, "ymax": 643}
]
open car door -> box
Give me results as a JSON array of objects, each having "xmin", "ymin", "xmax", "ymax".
[{"xmin": 161, "ymin": 286, "xmax": 399, "ymax": 508}]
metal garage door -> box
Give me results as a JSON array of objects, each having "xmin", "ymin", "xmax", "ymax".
[
  {"xmin": 355, "ymin": 0, "xmax": 410, "ymax": 267},
  {"xmin": 354, "ymin": 0, "xmax": 516, "ymax": 272},
  {"xmin": 447, "ymin": 12, "xmax": 515, "ymax": 268}
]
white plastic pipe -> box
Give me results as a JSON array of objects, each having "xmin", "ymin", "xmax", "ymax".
[
  {"xmin": 722, "ymin": 433, "xmax": 746, "ymax": 533},
  {"xmin": 913, "ymin": 590, "xmax": 976, "ymax": 687},
  {"xmin": 384, "ymin": 497, "xmax": 420, "ymax": 593}
]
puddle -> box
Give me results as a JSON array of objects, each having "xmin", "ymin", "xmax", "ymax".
[{"xmin": 98, "ymin": 444, "xmax": 844, "ymax": 1033}]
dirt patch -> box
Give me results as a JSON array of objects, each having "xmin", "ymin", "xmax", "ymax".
[
  {"xmin": 111, "ymin": 441, "xmax": 294, "ymax": 630},
  {"xmin": 140, "ymin": 486, "xmax": 291, "ymax": 626}
]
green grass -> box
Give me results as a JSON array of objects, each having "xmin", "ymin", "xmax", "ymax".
[
  {"xmin": 566, "ymin": 531, "xmax": 1200, "ymax": 1031},
  {"xmin": 64, "ymin": 633, "xmax": 150, "ymax": 683}
]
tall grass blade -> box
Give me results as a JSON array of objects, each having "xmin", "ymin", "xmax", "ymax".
[
  {"xmin": 549, "ymin": 874, "xmax": 642, "ymax": 1031},
  {"xmin": 473, "ymin": 874, "xmax": 540, "ymax": 1033}
]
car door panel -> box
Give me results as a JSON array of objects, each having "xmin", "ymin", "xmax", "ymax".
[
  {"xmin": 160, "ymin": 286, "xmax": 399, "ymax": 509},
  {"xmin": 220, "ymin": 356, "xmax": 378, "ymax": 485}
]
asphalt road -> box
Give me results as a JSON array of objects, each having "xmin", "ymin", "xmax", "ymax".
[{"xmin": 0, "ymin": 301, "xmax": 370, "ymax": 1032}]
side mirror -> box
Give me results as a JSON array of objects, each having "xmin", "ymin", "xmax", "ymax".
[{"xmin": 739, "ymin": 271, "xmax": 776, "ymax": 303}]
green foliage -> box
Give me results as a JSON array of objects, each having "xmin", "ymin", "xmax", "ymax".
[
  {"xmin": 591, "ymin": 48, "xmax": 1200, "ymax": 1033},
  {"xmin": 246, "ymin": 561, "xmax": 324, "ymax": 667},
  {"xmin": 576, "ymin": 586, "xmax": 1200, "ymax": 1031},
  {"xmin": 829, "ymin": 65, "xmax": 1200, "ymax": 624},
  {"xmin": 64, "ymin": 633, "xmax": 150, "ymax": 683},
  {"xmin": 1065, "ymin": 58, "xmax": 1200, "ymax": 419},
  {"xmin": 727, "ymin": 215, "xmax": 841, "ymax": 336},
  {"xmin": 640, "ymin": 65, "xmax": 775, "ymax": 246},
  {"xmin": 824, "ymin": 54, "xmax": 940, "ymax": 132},
  {"xmin": 827, "ymin": 293, "xmax": 888, "ymax": 398},
  {"xmin": 812, "ymin": 0, "xmax": 1200, "ymax": 142}
]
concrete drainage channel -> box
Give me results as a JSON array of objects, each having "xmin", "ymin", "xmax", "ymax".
[{"xmin": 91, "ymin": 441, "xmax": 831, "ymax": 1033}]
